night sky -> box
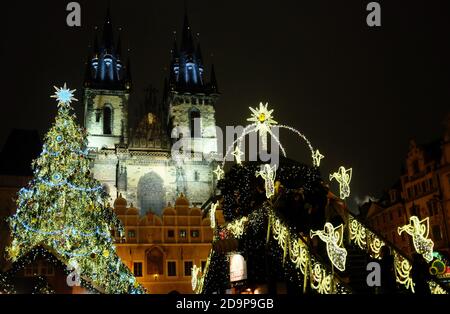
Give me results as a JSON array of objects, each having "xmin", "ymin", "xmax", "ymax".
[{"xmin": 1, "ymin": 0, "xmax": 450, "ymax": 209}]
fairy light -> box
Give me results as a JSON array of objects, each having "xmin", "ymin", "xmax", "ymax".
[
  {"xmin": 210, "ymin": 202, "xmax": 219, "ymax": 229},
  {"xmin": 398, "ymin": 216, "xmax": 434, "ymax": 262},
  {"xmin": 213, "ymin": 166, "xmax": 225, "ymax": 181},
  {"xmin": 226, "ymin": 217, "xmax": 249, "ymax": 238},
  {"xmin": 231, "ymin": 146, "xmax": 244, "ymax": 165}
]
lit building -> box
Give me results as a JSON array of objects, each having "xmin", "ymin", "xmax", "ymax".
[
  {"xmin": 364, "ymin": 119, "xmax": 450, "ymax": 257},
  {"xmin": 113, "ymin": 193, "xmax": 224, "ymax": 294}
]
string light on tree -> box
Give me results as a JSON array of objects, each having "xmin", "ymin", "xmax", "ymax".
[
  {"xmin": 6, "ymin": 84, "xmax": 144, "ymax": 294},
  {"xmin": 310, "ymin": 223, "xmax": 348, "ymax": 272},
  {"xmin": 398, "ymin": 216, "xmax": 434, "ymax": 262},
  {"xmin": 329, "ymin": 167, "xmax": 352, "ymax": 200}
]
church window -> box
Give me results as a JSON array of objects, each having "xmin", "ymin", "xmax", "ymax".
[
  {"xmin": 103, "ymin": 106, "xmax": 113, "ymax": 135},
  {"xmin": 133, "ymin": 262, "xmax": 143, "ymax": 277},
  {"xmin": 179, "ymin": 230, "xmax": 187, "ymax": 239},
  {"xmin": 194, "ymin": 171, "xmax": 200, "ymax": 182},
  {"xmin": 147, "ymin": 248, "xmax": 164, "ymax": 275},
  {"xmin": 168, "ymin": 230, "xmax": 175, "ymax": 238},
  {"xmin": 189, "ymin": 109, "xmax": 201, "ymax": 138},
  {"xmin": 191, "ymin": 230, "xmax": 200, "ymax": 238}
]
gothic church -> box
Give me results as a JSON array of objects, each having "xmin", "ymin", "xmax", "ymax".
[{"xmin": 83, "ymin": 9, "xmax": 220, "ymax": 215}]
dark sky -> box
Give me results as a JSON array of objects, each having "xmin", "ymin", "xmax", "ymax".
[{"xmin": 1, "ymin": 0, "xmax": 450, "ymax": 209}]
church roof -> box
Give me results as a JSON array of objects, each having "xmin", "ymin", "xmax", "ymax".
[{"xmin": 175, "ymin": 193, "xmax": 190, "ymax": 207}]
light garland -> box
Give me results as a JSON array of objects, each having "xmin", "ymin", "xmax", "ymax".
[
  {"xmin": 329, "ymin": 167, "xmax": 352, "ymax": 200},
  {"xmin": 310, "ymin": 263, "xmax": 333, "ymax": 294},
  {"xmin": 310, "ymin": 223, "xmax": 347, "ymax": 272},
  {"xmin": 349, "ymin": 217, "xmax": 367, "ymax": 250},
  {"xmin": 255, "ymin": 164, "xmax": 277, "ymax": 199},
  {"xmin": 191, "ymin": 264, "xmax": 201, "ymax": 292},
  {"xmin": 226, "ymin": 217, "xmax": 249, "ymax": 239},
  {"xmin": 210, "ymin": 202, "xmax": 219, "ymax": 229},
  {"xmin": 428, "ymin": 281, "xmax": 448, "ymax": 294},
  {"xmin": 398, "ymin": 216, "xmax": 434, "ymax": 262},
  {"xmin": 393, "ymin": 252, "xmax": 415, "ymax": 293}
]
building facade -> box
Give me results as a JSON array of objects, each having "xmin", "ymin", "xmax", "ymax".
[
  {"xmin": 364, "ymin": 119, "xmax": 450, "ymax": 257},
  {"xmin": 84, "ymin": 10, "xmax": 220, "ymax": 216},
  {"xmin": 113, "ymin": 193, "xmax": 224, "ymax": 294}
]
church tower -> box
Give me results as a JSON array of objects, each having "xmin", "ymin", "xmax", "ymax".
[
  {"xmin": 167, "ymin": 10, "xmax": 220, "ymax": 159},
  {"xmin": 83, "ymin": 8, "xmax": 131, "ymax": 150}
]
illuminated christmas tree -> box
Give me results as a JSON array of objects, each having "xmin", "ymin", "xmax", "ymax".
[{"xmin": 6, "ymin": 84, "xmax": 144, "ymax": 294}]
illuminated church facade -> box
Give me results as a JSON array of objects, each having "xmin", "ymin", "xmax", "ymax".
[{"xmin": 83, "ymin": 9, "xmax": 220, "ymax": 215}]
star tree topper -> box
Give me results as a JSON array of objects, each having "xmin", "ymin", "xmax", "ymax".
[
  {"xmin": 247, "ymin": 103, "xmax": 278, "ymax": 150},
  {"xmin": 51, "ymin": 83, "xmax": 78, "ymax": 104}
]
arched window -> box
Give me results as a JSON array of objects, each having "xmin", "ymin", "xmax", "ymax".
[
  {"xmin": 147, "ymin": 247, "xmax": 164, "ymax": 275},
  {"xmin": 189, "ymin": 109, "xmax": 201, "ymax": 138},
  {"xmin": 103, "ymin": 106, "xmax": 113, "ymax": 135}
]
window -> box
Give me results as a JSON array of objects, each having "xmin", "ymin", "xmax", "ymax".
[
  {"xmin": 184, "ymin": 261, "xmax": 193, "ymax": 277},
  {"xmin": 168, "ymin": 230, "xmax": 175, "ymax": 238},
  {"xmin": 167, "ymin": 261, "xmax": 177, "ymax": 277},
  {"xmin": 432, "ymin": 225, "xmax": 443, "ymax": 241},
  {"xmin": 389, "ymin": 212, "xmax": 393, "ymax": 221},
  {"xmin": 147, "ymin": 248, "xmax": 164, "ymax": 275},
  {"xmin": 429, "ymin": 178, "xmax": 434, "ymax": 190},
  {"xmin": 180, "ymin": 230, "xmax": 187, "ymax": 239},
  {"xmin": 133, "ymin": 262, "xmax": 143, "ymax": 277},
  {"xmin": 128, "ymin": 230, "xmax": 136, "ymax": 239},
  {"xmin": 194, "ymin": 171, "xmax": 200, "ymax": 182},
  {"xmin": 422, "ymin": 181, "xmax": 427, "ymax": 193},
  {"xmin": 189, "ymin": 109, "xmax": 201, "ymax": 138},
  {"xmin": 398, "ymin": 208, "xmax": 402, "ymax": 218},
  {"xmin": 191, "ymin": 230, "xmax": 200, "ymax": 238},
  {"xmin": 201, "ymin": 261, "xmax": 207, "ymax": 271},
  {"xmin": 103, "ymin": 106, "xmax": 112, "ymax": 135},
  {"xmin": 407, "ymin": 188, "xmax": 413, "ymax": 199}
]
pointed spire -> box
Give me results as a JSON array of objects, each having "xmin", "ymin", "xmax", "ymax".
[
  {"xmin": 210, "ymin": 64, "xmax": 219, "ymax": 93},
  {"xmin": 181, "ymin": 6, "xmax": 194, "ymax": 54},
  {"xmin": 102, "ymin": 7, "xmax": 115, "ymax": 51}
]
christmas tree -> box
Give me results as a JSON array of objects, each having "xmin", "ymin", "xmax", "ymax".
[{"xmin": 6, "ymin": 84, "xmax": 144, "ymax": 294}]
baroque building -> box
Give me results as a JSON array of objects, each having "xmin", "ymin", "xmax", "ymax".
[
  {"xmin": 84, "ymin": 10, "xmax": 220, "ymax": 215},
  {"xmin": 363, "ymin": 117, "xmax": 450, "ymax": 259},
  {"xmin": 113, "ymin": 193, "xmax": 224, "ymax": 294}
]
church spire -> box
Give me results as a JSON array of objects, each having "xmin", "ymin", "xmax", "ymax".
[
  {"xmin": 180, "ymin": 6, "xmax": 194, "ymax": 55},
  {"xmin": 102, "ymin": 7, "xmax": 115, "ymax": 52}
]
